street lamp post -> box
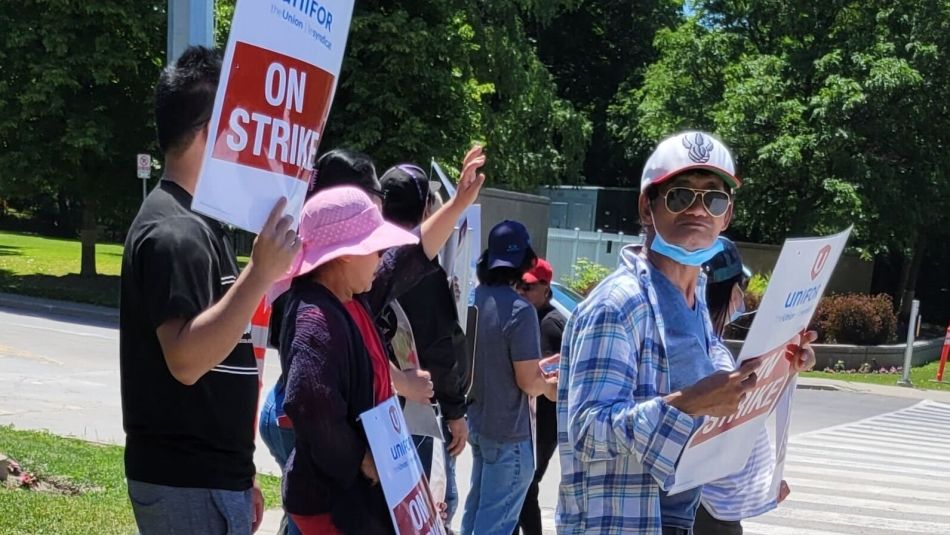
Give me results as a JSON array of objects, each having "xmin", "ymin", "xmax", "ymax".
[{"xmin": 167, "ymin": 0, "xmax": 215, "ymax": 65}]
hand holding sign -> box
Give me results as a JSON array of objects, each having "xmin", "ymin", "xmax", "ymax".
[
  {"xmin": 396, "ymin": 368, "xmax": 434, "ymax": 404},
  {"xmin": 248, "ymin": 198, "xmax": 302, "ymax": 284},
  {"xmin": 787, "ymin": 330, "xmax": 818, "ymax": 372},
  {"xmin": 361, "ymin": 450, "xmax": 380, "ymax": 486},
  {"xmin": 671, "ymin": 358, "xmax": 762, "ymax": 417}
]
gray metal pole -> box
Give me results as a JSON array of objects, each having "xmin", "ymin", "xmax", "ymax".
[
  {"xmin": 167, "ymin": 0, "xmax": 215, "ymax": 65},
  {"xmin": 571, "ymin": 228, "xmax": 581, "ymax": 278},
  {"xmin": 142, "ymin": 178, "xmax": 147, "ymax": 204},
  {"xmin": 897, "ymin": 299, "xmax": 920, "ymax": 387},
  {"xmin": 594, "ymin": 229, "xmax": 604, "ymax": 266}
]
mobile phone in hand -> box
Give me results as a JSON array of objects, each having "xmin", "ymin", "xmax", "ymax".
[{"xmin": 539, "ymin": 354, "xmax": 560, "ymax": 377}]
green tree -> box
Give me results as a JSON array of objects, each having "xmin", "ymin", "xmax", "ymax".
[
  {"xmin": 611, "ymin": 0, "xmax": 950, "ymax": 306},
  {"xmin": 0, "ymin": 2, "xmax": 165, "ymax": 275},
  {"xmin": 466, "ymin": 1, "xmax": 592, "ymax": 190},
  {"xmin": 216, "ymin": 0, "xmax": 592, "ymax": 191},
  {"xmin": 531, "ymin": 0, "xmax": 682, "ymax": 185}
]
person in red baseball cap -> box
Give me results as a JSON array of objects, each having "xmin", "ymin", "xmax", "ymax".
[{"xmin": 514, "ymin": 258, "xmax": 565, "ymax": 535}]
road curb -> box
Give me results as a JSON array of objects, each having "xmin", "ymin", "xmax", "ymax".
[
  {"xmin": 796, "ymin": 383, "xmax": 841, "ymax": 391},
  {"xmin": 0, "ymin": 292, "xmax": 118, "ymax": 325}
]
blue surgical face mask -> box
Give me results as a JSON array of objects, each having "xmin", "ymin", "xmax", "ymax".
[
  {"xmin": 730, "ymin": 300, "xmax": 747, "ymax": 323},
  {"xmin": 650, "ymin": 224, "xmax": 725, "ymax": 266}
]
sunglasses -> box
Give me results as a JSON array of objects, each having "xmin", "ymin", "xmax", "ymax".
[
  {"xmin": 664, "ymin": 187, "xmax": 731, "ymax": 217},
  {"xmin": 517, "ymin": 282, "xmax": 535, "ymax": 292}
]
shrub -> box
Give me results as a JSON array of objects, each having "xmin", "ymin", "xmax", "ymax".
[
  {"xmin": 563, "ymin": 258, "xmax": 611, "ymax": 296},
  {"xmin": 727, "ymin": 290, "xmax": 898, "ymax": 346},
  {"xmin": 812, "ymin": 293, "xmax": 898, "ymax": 345},
  {"xmin": 746, "ymin": 272, "xmax": 770, "ymax": 299}
]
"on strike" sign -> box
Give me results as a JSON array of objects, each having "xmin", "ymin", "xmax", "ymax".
[{"xmin": 193, "ymin": 0, "xmax": 354, "ymax": 232}]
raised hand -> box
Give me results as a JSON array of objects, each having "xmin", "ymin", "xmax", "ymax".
[{"xmin": 453, "ymin": 145, "xmax": 486, "ymax": 209}]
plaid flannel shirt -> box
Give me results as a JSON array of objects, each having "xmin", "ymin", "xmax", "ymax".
[{"xmin": 556, "ymin": 245, "xmax": 714, "ymax": 534}]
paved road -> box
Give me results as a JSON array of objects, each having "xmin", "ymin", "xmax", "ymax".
[
  {"xmin": 744, "ymin": 400, "xmax": 950, "ymax": 535},
  {"xmin": 0, "ymin": 306, "xmax": 942, "ymax": 534}
]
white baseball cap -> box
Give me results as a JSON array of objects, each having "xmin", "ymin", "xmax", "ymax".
[{"xmin": 640, "ymin": 131, "xmax": 741, "ymax": 191}]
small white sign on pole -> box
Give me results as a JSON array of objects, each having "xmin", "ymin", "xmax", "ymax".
[
  {"xmin": 136, "ymin": 154, "xmax": 151, "ymax": 179},
  {"xmin": 192, "ymin": 0, "xmax": 355, "ymax": 232},
  {"xmin": 361, "ymin": 397, "xmax": 446, "ymax": 535},
  {"xmin": 667, "ymin": 227, "xmax": 852, "ymax": 495}
]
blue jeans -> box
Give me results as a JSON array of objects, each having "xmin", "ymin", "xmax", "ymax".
[
  {"xmin": 461, "ymin": 433, "xmax": 534, "ymax": 535},
  {"xmin": 259, "ymin": 387, "xmax": 300, "ymax": 535},
  {"xmin": 127, "ymin": 479, "xmax": 251, "ymax": 534}
]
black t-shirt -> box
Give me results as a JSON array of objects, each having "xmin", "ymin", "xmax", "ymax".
[
  {"xmin": 119, "ymin": 180, "xmax": 257, "ymax": 490},
  {"xmin": 538, "ymin": 304, "xmax": 566, "ymax": 357}
]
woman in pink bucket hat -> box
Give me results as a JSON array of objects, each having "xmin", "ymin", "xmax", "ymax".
[{"xmin": 275, "ymin": 148, "xmax": 485, "ymax": 535}]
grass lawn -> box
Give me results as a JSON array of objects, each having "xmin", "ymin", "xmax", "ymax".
[
  {"xmin": 0, "ymin": 231, "xmax": 123, "ymax": 308},
  {"xmin": 0, "ymin": 426, "xmax": 280, "ymax": 535},
  {"xmin": 802, "ymin": 360, "xmax": 950, "ymax": 391},
  {"xmin": 0, "ymin": 231, "xmax": 250, "ymax": 308}
]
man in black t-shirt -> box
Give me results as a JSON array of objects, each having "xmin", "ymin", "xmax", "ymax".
[
  {"xmin": 514, "ymin": 258, "xmax": 566, "ymax": 535},
  {"xmin": 120, "ymin": 46, "xmax": 299, "ymax": 534}
]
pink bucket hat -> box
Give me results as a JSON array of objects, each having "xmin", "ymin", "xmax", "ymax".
[{"xmin": 268, "ymin": 186, "xmax": 419, "ymax": 301}]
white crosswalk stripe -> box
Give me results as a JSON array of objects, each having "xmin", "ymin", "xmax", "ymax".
[
  {"xmin": 537, "ymin": 400, "xmax": 950, "ymax": 534},
  {"xmin": 745, "ymin": 400, "xmax": 950, "ymax": 535}
]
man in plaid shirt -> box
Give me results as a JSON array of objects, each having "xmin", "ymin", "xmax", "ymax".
[{"xmin": 556, "ymin": 132, "xmax": 762, "ymax": 535}]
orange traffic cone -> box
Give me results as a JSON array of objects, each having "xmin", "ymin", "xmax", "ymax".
[{"xmin": 936, "ymin": 323, "xmax": 950, "ymax": 383}]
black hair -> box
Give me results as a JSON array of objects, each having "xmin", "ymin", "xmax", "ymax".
[
  {"xmin": 155, "ymin": 46, "xmax": 221, "ymax": 155},
  {"xmin": 706, "ymin": 273, "xmax": 747, "ymax": 337},
  {"xmin": 383, "ymin": 199, "xmax": 424, "ymax": 230},
  {"xmin": 476, "ymin": 246, "xmax": 538, "ymax": 287},
  {"xmin": 307, "ymin": 148, "xmax": 380, "ymax": 199},
  {"xmin": 381, "ymin": 164, "xmax": 432, "ymax": 229}
]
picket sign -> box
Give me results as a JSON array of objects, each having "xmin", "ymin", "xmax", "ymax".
[
  {"xmin": 193, "ymin": 0, "xmax": 355, "ymax": 232},
  {"xmin": 361, "ymin": 397, "xmax": 446, "ymax": 535},
  {"xmin": 667, "ymin": 227, "xmax": 852, "ymax": 495}
]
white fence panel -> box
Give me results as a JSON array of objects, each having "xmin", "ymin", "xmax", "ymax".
[{"xmin": 546, "ymin": 228, "xmax": 643, "ymax": 282}]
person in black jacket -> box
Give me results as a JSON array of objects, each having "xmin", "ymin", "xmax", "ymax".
[
  {"xmin": 380, "ymin": 163, "xmax": 470, "ymax": 527},
  {"xmin": 513, "ymin": 258, "xmax": 565, "ymax": 535}
]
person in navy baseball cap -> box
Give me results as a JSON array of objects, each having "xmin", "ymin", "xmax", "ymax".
[{"xmin": 464, "ymin": 219, "xmax": 555, "ymax": 534}]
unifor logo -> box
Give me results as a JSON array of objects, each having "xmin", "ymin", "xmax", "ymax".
[
  {"xmin": 389, "ymin": 405, "xmax": 401, "ymax": 434},
  {"xmin": 811, "ymin": 245, "xmax": 832, "ymax": 280},
  {"xmin": 682, "ymin": 132, "xmax": 714, "ymax": 164}
]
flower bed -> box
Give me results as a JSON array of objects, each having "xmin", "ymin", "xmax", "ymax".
[{"xmin": 722, "ymin": 338, "xmax": 944, "ymax": 370}]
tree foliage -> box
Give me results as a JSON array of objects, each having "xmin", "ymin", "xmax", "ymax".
[
  {"xmin": 532, "ymin": 0, "xmax": 682, "ymax": 185},
  {"xmin": 611, "ymin": 0, "xmax": 950, "ymax": 271},
  {"xmin": 0, "ymin": 2, "xmax": 165, "ymax": 273},
  {"xmin": 314, "ymin": 0, "xmax": 591, "ymax": 190}
]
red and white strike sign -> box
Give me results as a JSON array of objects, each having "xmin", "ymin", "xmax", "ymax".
[{"xmin": 192, "ymin": 0, "xmax": 355, "ymax": 232}]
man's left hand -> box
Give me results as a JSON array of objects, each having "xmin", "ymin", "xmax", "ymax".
[
  {"xmin": 446, "ymin": 418, "xmax": 469, "ymax": 457},
  {"xmin": 788, "ymin": 330, "xmax": 818, "ymax": 372},
  {"xmin": 251, "ymin": 480, "xmax": 265, "ymax": 533}
]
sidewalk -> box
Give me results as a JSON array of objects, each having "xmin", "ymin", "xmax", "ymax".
[
  {"xmin": 0, "ymin": 292, "xmax": 118, "ymax": 324},
  {"xmin": 258, "ymin": 509, "xmax": 283, "ymax": 535},
  {"xmin": 798, "ymin": 376, "xmax": 950, "ymax": 403}
]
